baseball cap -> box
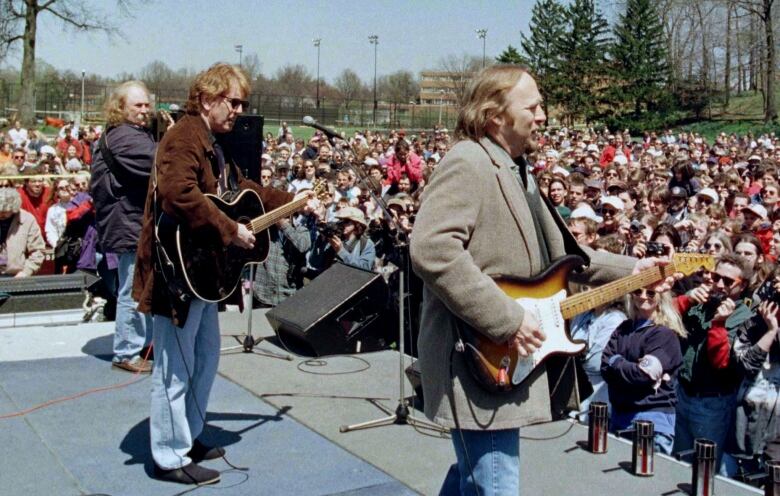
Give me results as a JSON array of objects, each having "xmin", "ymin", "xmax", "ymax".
[
  {"xmin": 696, "ymin": 188, "xmax": 719, "ymax": 204},
  {"xmin": 570, "ymin": 205, "xmax": 603, "ymax": 223},
  {"xmin": 742, "ymin": 204, "xmax": 768, "ymax": 219},
  {"xmin": 600, "ymin": 196, "xmax": 625, "ymax": 211},
  {"xmin": 670, "ymin": 186, "xmax": 688, "ymax": 198}
]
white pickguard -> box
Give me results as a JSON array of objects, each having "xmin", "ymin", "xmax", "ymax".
[{"xmin": 512, "ymin": 289, "xmax": 586, "ymax": 385}]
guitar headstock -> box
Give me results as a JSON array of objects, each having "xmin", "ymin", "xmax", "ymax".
[
  {"xmin": 312, "ymin": 179, "xmax": 329, "ymax": 200},
  {"xmin": 671, "ymin": 253, "xmax": 716, "ymax": 276}
]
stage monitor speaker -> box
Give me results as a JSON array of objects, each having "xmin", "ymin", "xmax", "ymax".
[
  {"xmin": 266, "ymin": 263, "xmax": 391, "ymax": 356},
  {"xmin": 216, "ymin": 114, "xmax": 264, "ymax": 183}
]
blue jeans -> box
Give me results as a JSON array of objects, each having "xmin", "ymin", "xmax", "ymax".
[
  {"xmin": 440, "ymin": 428, "xmax": 520, "ymax": 496},
  {"xmin": 112, "ymin": 252, "xmax": 152, "ymax": 362},
  {"xmin": 150, "ymin": 300, "xmax": 220, "ymax": 470},
  {"xmin": 673, "ymin": 384, "xmax": 737, "ymax": 469}
]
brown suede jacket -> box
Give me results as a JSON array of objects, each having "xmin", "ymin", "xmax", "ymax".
[{"xmin": 132, "ymin": 113, "xmax": 293, "ymax": 326}]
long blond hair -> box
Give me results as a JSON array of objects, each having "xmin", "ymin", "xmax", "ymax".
[
  {"xmin": 455, "ymin": 65, "xmax": 528, "ymax": 142},
  {"xmin": 625, "ymin": 291, "xmax": 687, "ymax": 338}
]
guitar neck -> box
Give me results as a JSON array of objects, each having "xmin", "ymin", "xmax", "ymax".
[
  {"xmin": 560, "ymin": 264, "xmax": 674, "ymax": 320},
  {"xmin": 249, "ymin": 195, "xmax": 308, "ymax": 233}
]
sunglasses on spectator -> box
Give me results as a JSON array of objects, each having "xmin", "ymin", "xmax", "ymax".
[
  {"xmin": 710, "ymin": 272, "xmax": 741, "ymax": 286},
  {"xmin": 12, "ymin": 155, "xmax": 24, "ymax": 160},
  {"xmin": 261, "ymin": 174, "xmax": 272, "ymax": 180},
  {"xmin": 632, "ymin": 288, "xmax": 657, "ymax": 298},
  {"xmin": 704, "ymin": 242, "xmax": 723, "ymax": 250},
  {"xmin": 601, "ymin": 208, "xmax": 618, "ymax": 217}
]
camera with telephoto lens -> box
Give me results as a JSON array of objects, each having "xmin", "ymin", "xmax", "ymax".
[
  {"xmin": 316, "ymin": 221, "xmax": 344, "ymax": 239},
  {"xmin": 645, "ymin": 241, "xmax": 669, "ymax": 257},
  {"xmin": 756, "ymin": 278, "xmax": 780, "ymax": 306}
]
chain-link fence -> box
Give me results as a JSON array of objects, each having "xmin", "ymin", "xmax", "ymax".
[{"xmin": 0, "ymin": 81, "xmax": 458, "ymax": 131}]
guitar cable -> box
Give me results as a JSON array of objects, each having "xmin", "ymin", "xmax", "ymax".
[{"xmin": 150, "ymin": 145, "xmax": 248, "ymax": 480}]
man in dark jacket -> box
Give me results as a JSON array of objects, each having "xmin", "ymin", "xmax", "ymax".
[
  {"xmin": 90, "ymin": 80, "xmax": 156, "ymax": 373},
  {"xmin": 132, "ymin": 63, "xmax": 302, "ymax": 485}
]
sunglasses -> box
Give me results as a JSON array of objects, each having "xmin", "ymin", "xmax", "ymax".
[
  {"xmin": 222, "ymin": 96, "xmax": 249, "ymax": 110},
  {"xmin": 632, "ymin": 288, "xmax": 657, "ymax": 298},
  {"xmin": 12, "ymin": 155, "xmax": 24, "ymax": 160},
  {"xmin": 710, "ymin": 272, "xmax": 741, "ymax": 286},
  {"xmin": 704, "ymin": 242, "xmax": 723, "ymax": 250}
]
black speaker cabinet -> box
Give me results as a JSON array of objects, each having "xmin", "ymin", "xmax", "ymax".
[
  {"xmin": 265, "ymin": 263, "xmax": 391, "ymax": 356},
  {"xmin": 216, "ymin": 114, "xmax": 264, "ymax": 183}
]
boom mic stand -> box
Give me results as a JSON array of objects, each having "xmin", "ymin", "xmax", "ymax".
[{"xmin": 300, "ymin": 117, "xmax": 445, "ymax": 434}]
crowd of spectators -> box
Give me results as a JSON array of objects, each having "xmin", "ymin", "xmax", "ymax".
[
  {"xmin": 259, "ymin": 122, "xmax": 780, "ymax": 485},
  {"xmin": 6, "ymin": 112, "xmax": 780, "ymax": 485},
  {"xmin": 0, "ymin": 119, "xmax": 97, "ymax": 278}
]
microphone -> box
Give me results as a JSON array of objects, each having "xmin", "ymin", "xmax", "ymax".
[{"xmin": 302, "ymin": 116, "xmax": 342, "ymax": 142}]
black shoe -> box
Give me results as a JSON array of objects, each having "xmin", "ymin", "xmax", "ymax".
[
  {"xmin": 154, "ymin": 462, "xmax": 220, "ymax": 485},
  {"xmin": 187, "ymin": 439, "xmax": 225, "ymax": 462},
  {"xmin": 140, "ymin": 345, "xmax": 154, "ymax": 361}
]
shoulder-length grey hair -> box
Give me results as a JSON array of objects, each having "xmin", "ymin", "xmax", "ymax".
[
  {"xmin": 454, "ymin": 65, "xmax": 529, "ymax": 142},
  {"xmin": 104, "ymin": 80, "xmax": 150, "ymax": 127}
]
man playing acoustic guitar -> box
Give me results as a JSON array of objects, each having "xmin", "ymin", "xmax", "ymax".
[
  {"xmin": 132, "ymin": 63, "xmax": 312, "ymax": 485},
  {"xmin": 410, "ymin": 66, "xmax": 673, "ymax": 495}
]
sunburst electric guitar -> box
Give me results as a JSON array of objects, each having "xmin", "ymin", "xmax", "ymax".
[{"xmin": 457, "ymin": 253, "xmax": 714, "ymax": 393}]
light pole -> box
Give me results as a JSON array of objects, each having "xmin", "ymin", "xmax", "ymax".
[
  {"xmin": 369, "ymin": 34, "xmax": 378, "ymax": 125},
  {"xmin": 438, "ymin": 89, "xmax": 445, "ymax": 126},
  {"xmin": 235, "ymin": 44, "xmax": 243, "ymax": 67},
  {"xmin": 80, "ymin": 69, "xmax": 85, "ymax": 123},
  {"xmin": 476, "ymin": 29, "xmax": 487, "ymax": 69},
  {"xmin": 313, "ymin": 38, "xmax": 321, "ymax": 109}
]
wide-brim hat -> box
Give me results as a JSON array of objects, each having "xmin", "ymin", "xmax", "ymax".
[{"xmin": 335, "ymin": 206, "xmax": 368, "ymax": 227}]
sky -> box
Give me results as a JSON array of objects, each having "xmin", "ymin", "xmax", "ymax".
[{"xmin": 3, "ymin": 0, "xmax": 543, "ymax": 83}]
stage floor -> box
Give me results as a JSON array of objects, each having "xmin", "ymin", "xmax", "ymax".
[{"xmin": 0, "ymin": 309, "xmax": 762, "ymax": 495}]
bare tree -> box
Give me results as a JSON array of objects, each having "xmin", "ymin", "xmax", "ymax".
[
  {"xmin": 377, "ymin": 70, "xmax": 418, "ymax": 104},
  {"xmin": 0, "ymin": 0, "xmax": 135, "ymax": 126},
  {"xmin": 333, "ymin": 68, "xmax": 365, "ymax": 109},
  {"xmin": 736, "ymin": 0, "xmax": 776, "ymax": 121},
  {"xmin": 272, "ymin": 64, "xmax": 314, "ymax": 97},
  {"xmin": 437, "ymin": 54, "xmax": 483, "ymax": 105},
  {"xmin": 139, "ymin": 60, "xmax": 175, "ymax": 91},
  {"xmin": 242, "ymin": 53, "xmax": 262, "ymax": 82}
]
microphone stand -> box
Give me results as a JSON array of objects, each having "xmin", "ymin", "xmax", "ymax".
[
  {"xmin": 309, "ymin": 126, "xmax": 445, "ymax": 435},
  {"xmin": 221, "ymin": 264, "xmax": 294, "ymax": 361}
]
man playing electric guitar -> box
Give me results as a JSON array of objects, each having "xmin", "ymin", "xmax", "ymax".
[
  {"xmin": 410, "ymin": 66, "xmax": 674, "ymax": 495},
  {"xmin": 132, "ymin": 63, "xmax": 312, "ymax": 485}
]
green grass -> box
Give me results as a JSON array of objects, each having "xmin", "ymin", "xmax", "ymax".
[{"xmin": 679, "ymin": 120, "xmax": 780, "ymax": 142}]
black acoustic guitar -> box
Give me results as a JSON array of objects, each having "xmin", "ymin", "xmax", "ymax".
[{"xmin": 155, "ymin": 181, "xmax": 325, "ymax": 302}]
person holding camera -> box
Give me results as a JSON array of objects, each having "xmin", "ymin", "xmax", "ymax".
[
  {"xmin": 673, "ymin": 254, "xmax": 754, "ymax": 469},
  {"xmin": 306, "ymin": 206, "xmax": 376, "ymax": 278},
  {"xmin": 720, "ymin": 269, "xmax": 780, "ymax": 477}
]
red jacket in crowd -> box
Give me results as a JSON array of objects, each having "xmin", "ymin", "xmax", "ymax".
[
  {"xmin": 18, "ymin": 186, "xmax": 52, "ymax": 236},
  {"xmin": 385, "ymin": 152, "xmax": 422, "ymax": 185}
]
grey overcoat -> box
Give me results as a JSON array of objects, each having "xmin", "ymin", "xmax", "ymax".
[{"xmin": 410, "ymin": 137, "xmax": 636, "ymax": 430}]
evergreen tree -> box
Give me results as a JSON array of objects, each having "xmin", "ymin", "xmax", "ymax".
[
  {"xmin": 519, "ymin": 0, "xmax": 567, "ymax": 116},
  {"xmin": 555, "ymin": 0, "xmax": 611, "ymax": 124},
  {"xmin": 609, "ymin": 0, "xmax": 669, "ymax": 115},
  {"xmin": 495, "ymin": 45, "xmax": 524, "ymax": 65}
]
